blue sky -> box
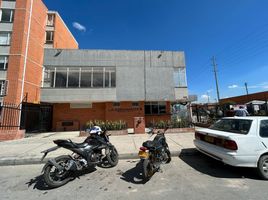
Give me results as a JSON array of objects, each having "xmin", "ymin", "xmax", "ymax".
[{"xmin": 44, "ymin": 0, "xmax": 268, "ymax": 102}]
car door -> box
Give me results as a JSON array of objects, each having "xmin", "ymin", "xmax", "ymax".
[{"xmin": 259, "ymin": 119, "xmax": 268, "ymax": 147}]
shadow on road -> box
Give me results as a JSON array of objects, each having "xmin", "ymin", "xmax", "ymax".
[
  {"xmin": 179, "ymin": 148, "xmax": 260, "ymax": 180},
  {"xmin": 120, "ymin": 160, "xmax": 148, "ymax": 184},
  {"xmin": 26, "ymin": 167, "xmax": 97, "ymax": 190}
]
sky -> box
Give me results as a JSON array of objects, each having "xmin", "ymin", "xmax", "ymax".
[{"xmin": 43, "ymin": 0, "xmax": 268, "ymax": 102}]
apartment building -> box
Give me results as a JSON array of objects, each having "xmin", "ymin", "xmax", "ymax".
[
  {"xmin": 0, "ymin": 0, "xmax": 78, "ymax": 140},
  {"xmin": 42, "ymin": 49, "xmax": 188, "ymax": 131},
  {"xmin": 0, "ymin": 0, "xmax": 189, "ymax": 139}
]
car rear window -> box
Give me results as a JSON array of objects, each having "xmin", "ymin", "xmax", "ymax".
[
  {"xmin": 209, "ymin": 119, "xmax": 252, "ymax": 134},
  {"xmin": 260, "ymin": 120, "xmax": 268, "ymax": 137}
]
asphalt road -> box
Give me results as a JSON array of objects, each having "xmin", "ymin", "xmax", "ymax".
[{"xmin": 1, "ymin": 152, "xmax": 268, "ymax": 200}]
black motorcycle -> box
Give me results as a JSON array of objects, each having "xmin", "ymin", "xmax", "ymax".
[
  {"xmin": 138, "ymin": 127, "xmax": 171, "ymax": 180},
  {"xmin": 41, "ymin": 130, "xmax": 118, "ymax": 188}
]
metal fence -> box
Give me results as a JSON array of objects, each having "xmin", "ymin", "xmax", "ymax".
[{"xmin": 0, "ymin": 102, "xmax": 21, "ymax": 130}]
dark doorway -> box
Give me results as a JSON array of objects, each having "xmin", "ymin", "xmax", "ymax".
[{"xmin": 20, "ymin": 103, "xmax": 53, "ymax": 133}]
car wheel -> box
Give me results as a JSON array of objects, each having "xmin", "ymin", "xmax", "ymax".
[{"xmin": 257, "ymin": 155, "xmax": 268, "ymax": 180}]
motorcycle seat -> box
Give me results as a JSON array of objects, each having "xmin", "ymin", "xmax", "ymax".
[
  {"xmin": 142, "ymin": 140, "xmax": 161, "ymax": 150},
  {"xmin": 72, "ymin": 142, "xmax": 88, "ymax": 148},
  {"xmin": 54, "ymin": 139, "xmax": 88, "ymax": 148}
]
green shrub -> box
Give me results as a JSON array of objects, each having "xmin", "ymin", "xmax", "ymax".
[
  {"xmin": 149, "ymin": 118, "xmax": 191, "ymax": 129},
  {"xmin": 85, "ymin": 120, "xmax": 127, "ymax": 130}
]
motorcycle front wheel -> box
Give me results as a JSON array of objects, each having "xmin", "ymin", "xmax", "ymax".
[
  {"xmin": 106, "ymin": 146, "xmax": 119, "ymax": 167},
  {"xmin": 143, "ymin": 159, "xmax": 154, "ymax": 180},
  {"xmin": 43, "ymin": 155, "xmax": 72, "ymax": 188},
  {"xmin": 165, "ymin": 148, "xmax": 171, "ymax": 163}
]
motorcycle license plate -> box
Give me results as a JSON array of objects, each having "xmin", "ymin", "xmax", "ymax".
[{"xmin": 138, "ymin": 151, "xmax": 149, "ymax": 159}]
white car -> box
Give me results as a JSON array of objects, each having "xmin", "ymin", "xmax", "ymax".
[{"xmin": 194, "ymin": 116, "xmax": 268, "ymax": 179}]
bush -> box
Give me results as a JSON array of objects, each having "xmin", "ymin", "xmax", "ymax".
[
  {"xmin": 148, "ymin": 118, "xmax": 191, "ymax": 129},
  {"xmin": 85, "ymin": 120, "xmax": 127, "ymax": 131}
]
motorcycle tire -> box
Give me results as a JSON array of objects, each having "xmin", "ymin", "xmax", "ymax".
[
  {"xmin": 43, "ymin": 155, "xmax": 72, "ymax": 188},
  {"xmin": 143, "ymin": 159, "xmax": 154, "ymax": 181},
  {"xmin": 106, "ymin": 146, "xmax": 119, "ymax": 167},
  {"xmin": 165, "ymin": 149, "xmax": 171, "ymax": 163}
]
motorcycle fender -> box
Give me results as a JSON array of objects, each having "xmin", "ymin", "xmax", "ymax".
[{"xmin": 41, "ymin": 158, "xmax": 64, "ymax": 173}]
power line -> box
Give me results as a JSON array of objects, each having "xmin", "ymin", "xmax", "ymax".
[{"xmin": 191, "ymin": 24, "xmax": 268, "ymax": 83}]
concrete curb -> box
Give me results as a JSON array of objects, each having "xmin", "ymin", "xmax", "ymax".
[{"xmin": 0, "ymin": 149, "xmax": 199, "ymax": 166}]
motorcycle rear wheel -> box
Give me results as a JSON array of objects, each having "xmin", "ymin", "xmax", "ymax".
[
  {"xmin": 43, "ymin": 155, "xmax": 72, "ymax": 188},
  {"xmin": 143, "ymin": 159, "xmax": 154, "ymax": 180}
]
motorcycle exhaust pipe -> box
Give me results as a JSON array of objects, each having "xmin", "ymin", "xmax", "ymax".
[{"xmin": 65, "ymin": 159, "xmax": 78, "ymax": 171}]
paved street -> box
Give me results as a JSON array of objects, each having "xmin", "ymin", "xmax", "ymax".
[{"xmin": 1, "ymin": 152, "xmax": 268, "ymax": 200}]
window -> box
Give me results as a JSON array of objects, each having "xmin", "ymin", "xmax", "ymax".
[
  {"xmin": 68, "ymin": 69, "xmax": 79, "ymax": 87},
  {"xmin": 158, "ymin": 102, "xmax": 166, "ymax": 114},
  {"xmin": 111, "ymin": 71, "xmax": 116, "ymax": 87},
  {"xmin": 145, "ymin": 102, "xmax": 167, "ymax": 115},
  {"xmin": 45, "ymin": 31, "xmax": 54, "ymax": 44},
  {"xmin": 43, "ymin": 67, "xmax": 116, "ymax": 88},
  {"xmin": 0, "ymin": 56, "xmax": 8, "ymax": 70},
  {"xmin": 80, "ymin": 70, "xmax": 92, "ymax": 87},
  {"xmin": 0, "ymin": 32, "xmax": 11, "ymax": 45},
  {"xmin": 43, "ymin": 69, "xmax": 54, "ymax": 87},
  {"xmin": 93, "ymin": 69, "xmax": 103, "ymax": 87},
  {"xmin": 113, "ymin": 102, "xmax": 120, "ymax": 107},
  {"xmin": 132, "ymin": 102, "xmax": 139, "ymax": 107},
  {"xmin": 0, "ymin": 80, "xmax": 8, "ymax": 96},
  {"xmin": 174, "ymin": 67, "xmax": 187, "ymax": 87},
  {"xmin": 0, "ymin": 9, "xmax": 14, "ymax": 23},
  {"xmin": 55, "ymin": 70, "xmax": 67, "ymax": 88},
  {"xmin": 209, "ymin": 119, "xmax": 252, "ymax": 134},
  {"xmin": 260, "ymin": 120, "xmax": 268, "ymax": 138},
  {"xmin": 105, "ymin": 71, "xmax": 110, "ymax": 87},
  {"xmin": 47, "ymin": 14, "xmax": 55, "ymax": 26}
]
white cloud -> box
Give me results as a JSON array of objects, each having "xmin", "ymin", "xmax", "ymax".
[
  {"xmin": 201, "ymin": 94, "xmax": 209, "ymax": 99},
  {"xmin": 72, "ymin": 22, "xmax": 86, "ymax": 32},
  {"xmin": 207, "ymin": 89, "xmax": 213, "ymax": 93},
  {"xmin": 228, "ymin": 84, "xmax": 238, "ymax": 89},
  {"xmin": 248, "ymin": 82, "xmax": 268, "ymax": 89}
]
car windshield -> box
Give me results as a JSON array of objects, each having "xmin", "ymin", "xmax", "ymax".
[{"xmin": 209, "ymin": 119, "xmax": 252, "ymax": 134}]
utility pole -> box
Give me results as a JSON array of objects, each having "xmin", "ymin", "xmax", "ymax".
[
  {"xmin": 245, "ymin": 82, "xmax": 249, "ymax": 95},
  {"xmin": 212, "ymin": 56, "xmax": 220, "ymax": 103},
  {"xmin": 207, "ymin": 91, "xmax": 210, "ymax": 103}
]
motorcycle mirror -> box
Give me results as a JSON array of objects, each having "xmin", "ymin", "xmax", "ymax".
[{"xmin": 148, "ymin": 127, "xmax": 153, "ymax": 134}]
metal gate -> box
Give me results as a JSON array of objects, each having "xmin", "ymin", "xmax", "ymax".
[
  {"xmin": 20, "ymin": 103, "xmax": 53, "ymax": 133},
  {"xmin": 0, "ymin": 102, "xmax": 21, "ymax": 130}
]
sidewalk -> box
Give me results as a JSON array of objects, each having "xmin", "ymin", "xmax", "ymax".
[{"xmin": 0, "ymin": 130, "xmax": 198, "ymax": 166}]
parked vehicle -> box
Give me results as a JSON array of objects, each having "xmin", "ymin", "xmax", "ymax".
[
  {"xmin": 194, "ymin": 116, "xmax": 268, "ymax": 179},
  {"xmin": 41, "ymin": 127, "xmax": 118, "ymax": 188},
  {"xmin": 138, "ymin": 127, "xmax": 171, "ymax": 180}
]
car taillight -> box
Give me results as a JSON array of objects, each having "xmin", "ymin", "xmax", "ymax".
[
  {"xmin": 140, "ymin": 147, "xmax": 147, "ymax": 151},
  {"xmin": 224, "ymin": 140, "xmax": 238, "ymax": 150},
  {"xmin": 195, "ymin": 131, "xmax": 201, "ymax": 140}
]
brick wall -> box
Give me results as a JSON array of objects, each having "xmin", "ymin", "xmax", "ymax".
[
  {"xmin": 52, "ymin": 103, "xmax": 106, "ymax": 131},
  {"xmin": 105, "ymin": 102, "xmax": 145, "ymax": 128},
  {"xmin": 53, "ymin": 14, "xmax": 78, "ymax": 49},
  {"xmin": 52, "ymin": 101, "xmax": 171, "ymax": 131},
  {"xmin": 4, "ymin": 0, "xmax": 47, "ymax": 104}
]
